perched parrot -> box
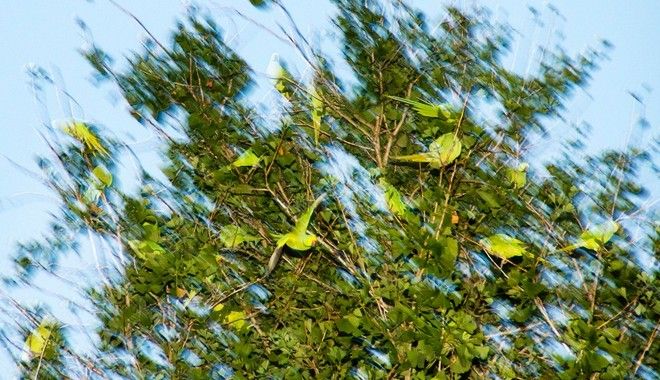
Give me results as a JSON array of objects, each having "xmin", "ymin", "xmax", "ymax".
[
  {"xmin": 392, "ymin": 132, "xmax": 462, "ymax": 168},
  {"xmin": 266, "ymin": 53, "xmax": 294, "ymax": 100},
  {"xmin": 558, "ymin": 221, "xmax": 619, "ymax": 252},
  {"xmin": 62, "ymin": 121, "xmax": 108, "ymax": 156},
  {"xmin": 231, "ymin": 149, "xmax": 261, "ymax": 168},
  {"xmin": 387, "ymin": 95, "xmax": 456, "ymax": 120},
  {"xmin": 480, "ymin": 234, "xmax": 528, "ymax": 259},
  {"xmin": 310, "ymin": 85, "xmax": 323, "ymax": 145},
  {"xmin": 266, "ymin": 193, "xmax": 327, "ymax": 276},
  {"xmin": 25, "ymin": 321, "xmax": 53, "ymax": 355}
]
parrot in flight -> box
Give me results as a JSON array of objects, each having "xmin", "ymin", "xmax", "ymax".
[
  {"xmin": 62, "ymin": 121, "xmax": 108, "ymax": 156},
  {"xmin": 558, "ymin": 221, "xmax": 619, "ymax": 252},
  {"xmin": 387, "ymin": 95, "xmax": 456, "ymax": 121},
  {"xmin": 266, "ymin": 193, "xmax": 327, "ymax": 276},
  {"xmin": 266, "ymin": 53, "xmax": 295, "ymax": 100},
  {"xmin": 480, "ymin": 234, "xmax": 528, "ymax": 259},
  {"xmin": 392, "ymin": 132, "xmax": 462, "ymax": 168}
]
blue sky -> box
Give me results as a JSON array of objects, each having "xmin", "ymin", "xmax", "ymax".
[
  {"xmin": 0, "ymin": 0, "xmax": 658, "ymax": 374},
  {"xmin": 1, "ymin": 1, "xmax": 658, "ymax": 259}
]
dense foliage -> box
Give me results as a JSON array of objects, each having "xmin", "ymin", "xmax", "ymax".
[{"xmin": 6, "ymin": 1, "xmax": 658, "ymax": 379}]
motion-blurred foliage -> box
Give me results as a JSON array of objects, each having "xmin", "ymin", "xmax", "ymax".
[{"xmin": 8, "ymin": 1, "xmax": 658, "ymax": 379}]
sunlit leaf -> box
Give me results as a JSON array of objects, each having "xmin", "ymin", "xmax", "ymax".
[
  {"xmin": 560, "ymin": 220, "xmax": 619, "ymax": 252},
  {"xmin": 225, "ymin": 310, "xmax": 248, "ymax": 330},
  {"xmin": 507, "ymin": 163, "xmax": 528, "ymax": 189},
  {"xmin": 379, "ymin": 179, "xmax": 407, "ymax": 216},
  {"xmin": 480, "ymin": 234, "xmax": 527, "ymax": 259}
]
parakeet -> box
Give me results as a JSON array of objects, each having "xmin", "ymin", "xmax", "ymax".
[
  {"xmin": 266, "ymin": 53, "xmax": 294, "ymax": 100},
  {"xmin": 62, "ymin": 121, "xmax": 108, "ymax": 156},
  {"xmin": 310, "ymin": 85, "xmax": 323, "ymax": 145},
  {"xmin": 25, "ymin": 321, "xmax": 52, "ymax": 355},
  {"xmin": 480, "ymin": 234, "xmax": 528, "ymax": 259},
  {"xmin": 266, "ymin": 193, "xmax": 327, "ymax": 275},
  {"xmin": 392, "ymin": 132, "xmax": 462, "ymax": 168},
  {"xmin": 387, "ymin": 95, "xmax": 456, "ymax": 120},
  {"xmin": 231, "ymin": 149, "xmax": 260, "ymax": 168},
  {"xmin": 558, "ymin": 221, "xmax": 619, "ymax": 252}
]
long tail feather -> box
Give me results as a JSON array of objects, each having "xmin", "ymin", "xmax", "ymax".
[{"xmin": 265, "ymin": 245, "xmax": 284, "ymax": 276}]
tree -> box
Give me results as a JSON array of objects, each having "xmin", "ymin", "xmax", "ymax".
[{"xmin": 7, "ymin": 1, "xmax": 658, "ymax": 379}]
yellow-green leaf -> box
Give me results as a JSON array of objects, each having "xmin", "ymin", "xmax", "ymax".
[
  {"xmin": 225, "ymin": 310, "xmax": 248, "ymax": 329},
  {"xmin": 379, "ymin": 179, "xmax": 407, "ymax": 216},
  {"xmin": 480, "ymin": 234, "xmax": 527, "ymax": 259},
  {"xmin": 561, "ymin": 221, "xmax": 619, "ymax": 252},
  {"xmin": 507, "ymin": 163, "xmax": 528, "ymax": 189},
  {"xmin": 429, "ymin": 133, "xmax": 462, "ymax": 166}
]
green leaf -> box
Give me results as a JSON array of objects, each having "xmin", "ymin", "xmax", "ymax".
[
  {"xmin": 379, "ymin": 179, "xmax": 407, "ymax": 216},
  {"xmin": 560, "ymin": 221, "xmax": 619, "ymax": 252},
  {"xmin": 429, "ymin": 133, "xmax": 462, "ymax": 166},
  {"xmin": 579, "ymin": 221, "xmax": 619, "ymax": 250},
  {"xmin": 225, "ymin": 310, "xmax": 249, "ymax": 330},
  {"xmin": 477, "ymin": 190, "xmax": 501, "ymax": 209},
  {"xmin": 507, "ymin": 163, "xmax": 528, "ymax": 189}
]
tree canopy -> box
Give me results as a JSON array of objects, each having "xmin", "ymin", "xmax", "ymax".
[{"xmin": 5, "ymin": 1, "xmax": 658, "ymax": 379}]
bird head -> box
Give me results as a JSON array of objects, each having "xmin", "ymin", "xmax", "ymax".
[{"xmin": 303, "ymin": 234, "xmax": 318, "ymax": 248}]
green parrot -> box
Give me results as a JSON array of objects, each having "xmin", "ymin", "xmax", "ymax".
[
  {"xmin": 392, "ymin": 132, "xmax": 462, "ymax": 168},
  {"xmin": 266, "ymin": 193, "xmax": 327, "ymax": 276},
  {"xmin": 387, "ymin": 95, "xmax": 456, "ymax": 120},
  {"xmin": 216, "ymin": 148, "xmax": 260, "ymax": 174},
  {"xmin": 62, "ymin": 121, "xmax": 108, "ymax": 156},
  {"xmin": 310, "ymin": 85, "xmax": 323, "ymax": 145},
  {"xmin": 230, "ymin": 149, "xmax": 260, "ymax": 168},
  {"xmin": 266, "ymin": 53, "xmax": 294, "ymax": 100},
  {"xmin": 480, "ymin": 234, "xmax": 528, "ymax": 259},
  {"xmin": 558, "ymin": 221, "xmax": 619, "ymax": 252},
  {"xmin": 25, "ymin": 320, "xmax": 53, "ymax": 355}
]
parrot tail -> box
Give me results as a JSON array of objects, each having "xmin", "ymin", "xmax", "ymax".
[{"xmin": 265, "ymin": 245, "xmax": 284, "ymax": 277}]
